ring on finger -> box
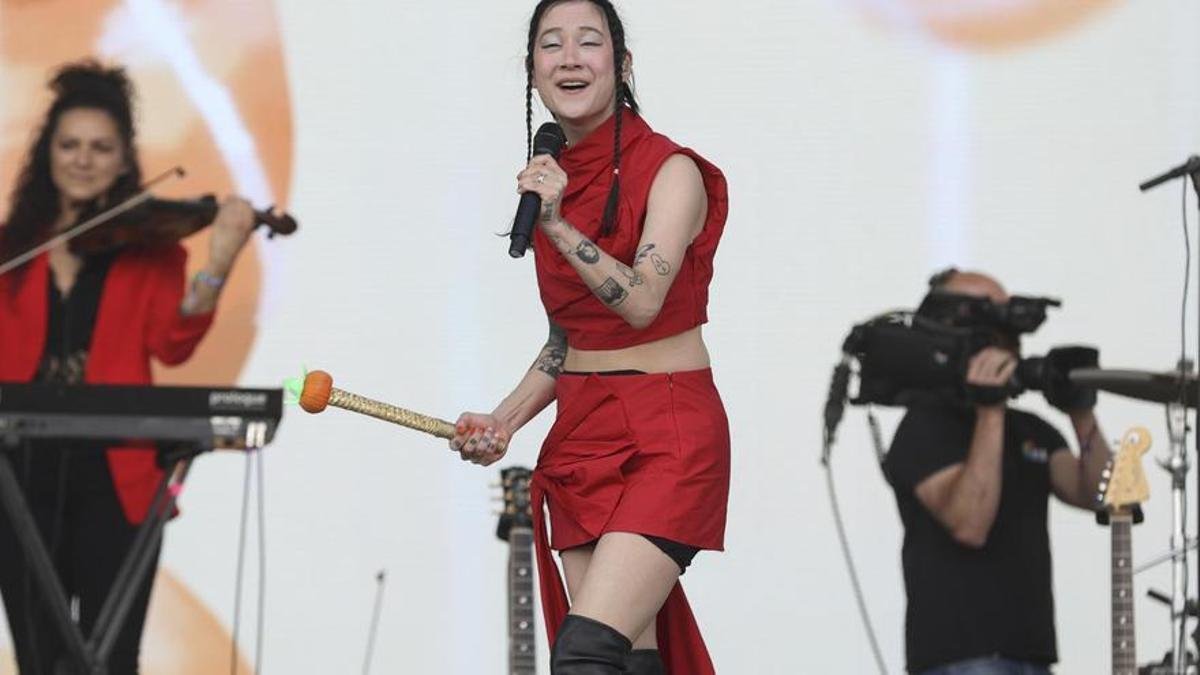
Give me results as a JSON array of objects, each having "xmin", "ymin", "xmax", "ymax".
[{"xmin": 536, "ymin": 173, "xmax": 546, "ymax": 184}]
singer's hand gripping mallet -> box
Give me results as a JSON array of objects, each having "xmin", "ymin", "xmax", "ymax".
[{"xmin": 295, "ymin": 370, "xmax": 456, "ymax": 439}]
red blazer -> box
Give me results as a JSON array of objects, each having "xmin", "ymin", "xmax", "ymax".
[{"xmin": 0, "ymin": 245, "xmax": 214, "ymax": 523}]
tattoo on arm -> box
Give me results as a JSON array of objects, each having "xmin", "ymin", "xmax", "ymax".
[
  {"xmin": 617, "ymin": 263, "xmax": 643, "ymax": 287},
  {"xmin": 540, "ymin": 201, "xmax": 557, "ymax": 223},
  {"xmin": 650, "ymin": 253, "xmax": 671, "ymax": 276},
  {"xmin": 634, "ymin": 244, "xmax": 655, "ymax": 266},
  {"xmin": 574, "ymin": 240, "xmax": 601, "ymax": 264},
  {"xmin": 534, "ymin": 322, "xmax": 567, "ymax": 378},
  {"xmin": 594, "ymin": 277, "xmax": 628, "ymax": 307}
]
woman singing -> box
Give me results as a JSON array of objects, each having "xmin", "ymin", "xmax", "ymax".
[
  {"xmin": 0, "ymin": 61, "xmax": 256, "ymax": 673},
  {"xmin": 450, "ymin": 2, "xmax": 730, "ymax": 673}
]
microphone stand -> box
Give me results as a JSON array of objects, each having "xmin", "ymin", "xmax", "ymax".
[
  {"xmin": 1140, "ymin": 157, "xmax": 1200, "ymax": 673},
  {"xmin": 1188, "ymin": 163, "xmax": 1200, "ymax": 673}
]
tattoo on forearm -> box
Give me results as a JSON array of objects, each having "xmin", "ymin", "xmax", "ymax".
[
  {"xmin": 634, "ymin": 244, "xmax": 655, "ymax": 266},
  {"xmin": 575, "ymin": 240, "xmax": 600, "ymax": 264},
  {"xmin": 650, "ymin": 253, "xmax": 671, "ymax": 276},
  {"xmin": 540, "ymin": 201, "xmax": 557, "ymax": 223},
  {"xmin": 534, "ymin": 323, "xmax": 567, "ymax": 378},
  {"xmin": 617, "ymin": 263, "xmax": 643, "ymax": 287},
  {"xmin": 594, "ymin": 277, "xmax": 628, "ymax": 307}
]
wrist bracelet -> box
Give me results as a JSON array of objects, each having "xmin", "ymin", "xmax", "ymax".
[{"xmin": 192, "ymin": 270, "xmax": 225, "ymax": 290}]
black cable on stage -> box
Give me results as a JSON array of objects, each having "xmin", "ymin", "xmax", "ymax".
[
  {"xmin": 823, "ymin": 451, "xmax": 889, "ymax": 675},
  {"xmin": 255, "ymin": 449, "xmax": 267, "ymax": 675},
  {"xmin": 231, "ymin": 451, "xmax": 253, "ymax": 675},
  {"xmin": 230, "ymin": 449, "xmax": 269, "ymax": 675}
]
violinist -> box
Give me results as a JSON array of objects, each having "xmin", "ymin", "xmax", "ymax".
[{"xmin": 0, "ymin": 60, "xmax": 256, "ymax": 673}]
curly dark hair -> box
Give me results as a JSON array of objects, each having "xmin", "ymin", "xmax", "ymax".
[
  {"xmin": 0, "ymin": 59, "xmax": 143, "ymax": 267},
  {"xmin": 525, "ymin": 0, "xmax": 638, "ymax": 237}
]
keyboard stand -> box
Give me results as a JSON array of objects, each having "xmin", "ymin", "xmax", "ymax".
[{"xmin": 0, "ymin": 443, "xmax": 204, "ymax": 675}]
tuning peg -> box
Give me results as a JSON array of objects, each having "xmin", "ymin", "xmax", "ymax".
[
  {"xmin": 1098, "ymin": 481, "xmax": 1108, "ymax": 494},
  {"xmin": 490, "ymin": 496, "xmax": 505, "ymax": 503},
  {"xmin": 489, "ymin": 481, "xmax": 502, "ymax": 489},
  {"xmin": 1101, "ymin": 468, "xmax": 1112, "ymax": 479}
]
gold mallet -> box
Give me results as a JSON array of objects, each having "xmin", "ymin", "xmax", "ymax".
[{"xmin": 294, "ymin": 370, "xmax": 456, "ymax": 439}]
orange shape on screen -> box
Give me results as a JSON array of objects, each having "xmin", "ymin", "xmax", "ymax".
[
  {"xmin": 856, "ymin": 0, "xmax": 1120, "ymax": 50},
  {"xmin": 0, "ymin": 0, "xmax": 294, "ymax": 386},
  {"xmin": 0, "ymin": 0, "xmax": 292, "ymax": 668}
]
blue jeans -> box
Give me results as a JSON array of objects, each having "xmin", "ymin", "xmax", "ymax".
[{"xmin": 920, "ymin": 657, "xmax": 1052, "ymax": 675}]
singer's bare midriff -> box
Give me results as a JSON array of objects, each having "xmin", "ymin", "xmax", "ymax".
[{"xmin": 563, "ymin": 326, "xmax": 710, "ymax": 374}]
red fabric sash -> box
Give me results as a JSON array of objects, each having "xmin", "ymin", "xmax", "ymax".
[{"xmin": 530, "ymin": 376, "xmax": 716, "ymax": 674}]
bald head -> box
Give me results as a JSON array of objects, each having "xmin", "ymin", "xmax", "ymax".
[{"xmin": 937, "ymin": 270, "xmax": 1009, "ymax": 306}]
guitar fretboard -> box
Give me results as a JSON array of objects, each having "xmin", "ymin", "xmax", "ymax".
[
  {"xmin": 509, "ymin": 527, "xmax": 536, "ymax": 675},
  {"xmin": 1112, "ymin": 515, "xmax": 1136, "ymax": 675}
]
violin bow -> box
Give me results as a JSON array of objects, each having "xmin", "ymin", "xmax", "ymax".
[{"xmin": 0, "ymin": 167, "xmax": 183, "ymax": 278}]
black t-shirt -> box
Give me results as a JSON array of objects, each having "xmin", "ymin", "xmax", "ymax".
[{"xmin": 882, "ymin": 404, "xmax": 1069, "ymax": 673}]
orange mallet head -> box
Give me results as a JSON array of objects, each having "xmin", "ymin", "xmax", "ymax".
[{"xmin": 299, "ymin": 370, "xmax": 334, "ymax": 413}]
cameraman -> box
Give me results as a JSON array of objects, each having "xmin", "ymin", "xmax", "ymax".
[{"xmin": 882, "ymin": 269, "xmax": 1110, "ymax": 675}]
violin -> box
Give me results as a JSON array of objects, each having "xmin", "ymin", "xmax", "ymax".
[
  {"xmin": 0, "ymin": 168, "xmax": 298, "ymax": 278},
  {"xmin": 67, "ymin": 194, "xmax": 298, "ymax": 255}
]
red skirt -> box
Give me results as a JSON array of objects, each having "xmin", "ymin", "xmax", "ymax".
[{"xmin": 531, "ymin": 369, "xmax": 730, "ymax": 675}]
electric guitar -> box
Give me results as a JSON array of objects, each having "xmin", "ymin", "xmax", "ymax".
[
  {"xmin": 1097, "ymin": 427, "xmax": 1151, "ymax": 675},
  {"xmin": 497, "ymin": 467, "xmax": 536, "ymax": 675}
]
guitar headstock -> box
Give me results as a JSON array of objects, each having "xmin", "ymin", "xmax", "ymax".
[
  {"xmin": 496, "ymin": 466, "xmax": 534, "ymax": 542},
  {"xmin": 1097, "ymin": 426, "xmax": 1151, "ymax": 517}
]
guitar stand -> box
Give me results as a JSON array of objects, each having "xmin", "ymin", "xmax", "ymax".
[{"xmin": 0, "ymin": 441, "xmax": 207, "ymax": 675}]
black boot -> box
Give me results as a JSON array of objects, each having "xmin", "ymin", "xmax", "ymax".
[
  {"xmin": 550, "ymin": 615, "xmax": 632, "ymax": 674},
  {"xmin": 625, "ymin": 649, "xmax": 666, "ymax": 674}
]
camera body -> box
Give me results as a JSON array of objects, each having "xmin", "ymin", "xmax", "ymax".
[{"xmin": 843, "ymin": 292, "xmax": 1087, "ymax": 408}]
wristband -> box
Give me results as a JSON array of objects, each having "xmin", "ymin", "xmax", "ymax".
[{"xmin": 192, "ymin": 270, "xmax": 225, "ymax": 290}]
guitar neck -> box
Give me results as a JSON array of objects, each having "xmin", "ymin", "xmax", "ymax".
[
  {"xmin": 509, "ymin": 526, "xmax": 537, "ymax": 675},
  {"xmin": 1112, "ymin": 515, "xmax": 1136, "ymax": 675}
]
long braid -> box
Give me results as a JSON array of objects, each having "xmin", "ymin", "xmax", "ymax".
[
  {"xmin": 525, "ymin": 70, "xmax": 534, "ymax": 161},
  {"xmin": 599, "ymin": 1, "xmax": 629, "ymax": 237},
  {"xmin": 599, "ymin": 86, "xmax": 623, "ymax": 237}
]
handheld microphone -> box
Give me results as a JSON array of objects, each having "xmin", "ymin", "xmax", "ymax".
[{"xmin": 510, "ymin": 122, "xmax": 567, "ymax": 259}]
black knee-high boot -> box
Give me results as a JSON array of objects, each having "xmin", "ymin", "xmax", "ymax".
[
  {"xmin": 625, "ymin": 649, "xmax": 666, "ymax": 674},
  {"xmin": 551, "ymin": 615, "xmax": 632, "ymax": 674}
]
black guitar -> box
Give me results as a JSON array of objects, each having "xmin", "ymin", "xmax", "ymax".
[{"xmin": 497, "ymin": 467, "xmax": 536, "ymax": 675}]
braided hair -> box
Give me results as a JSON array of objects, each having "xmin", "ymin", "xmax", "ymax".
[
  {"xmin": 525, "ymin": 0, "xmax": 638, "ymax": 237},
  {"xmin": 0, "ymin": 60, "xmax": 143, "ymax": 266}
]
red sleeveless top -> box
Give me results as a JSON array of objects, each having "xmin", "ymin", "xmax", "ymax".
[{"xmin": 533, "ymin": 110, "xmax": 728, "ymax": 349}]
